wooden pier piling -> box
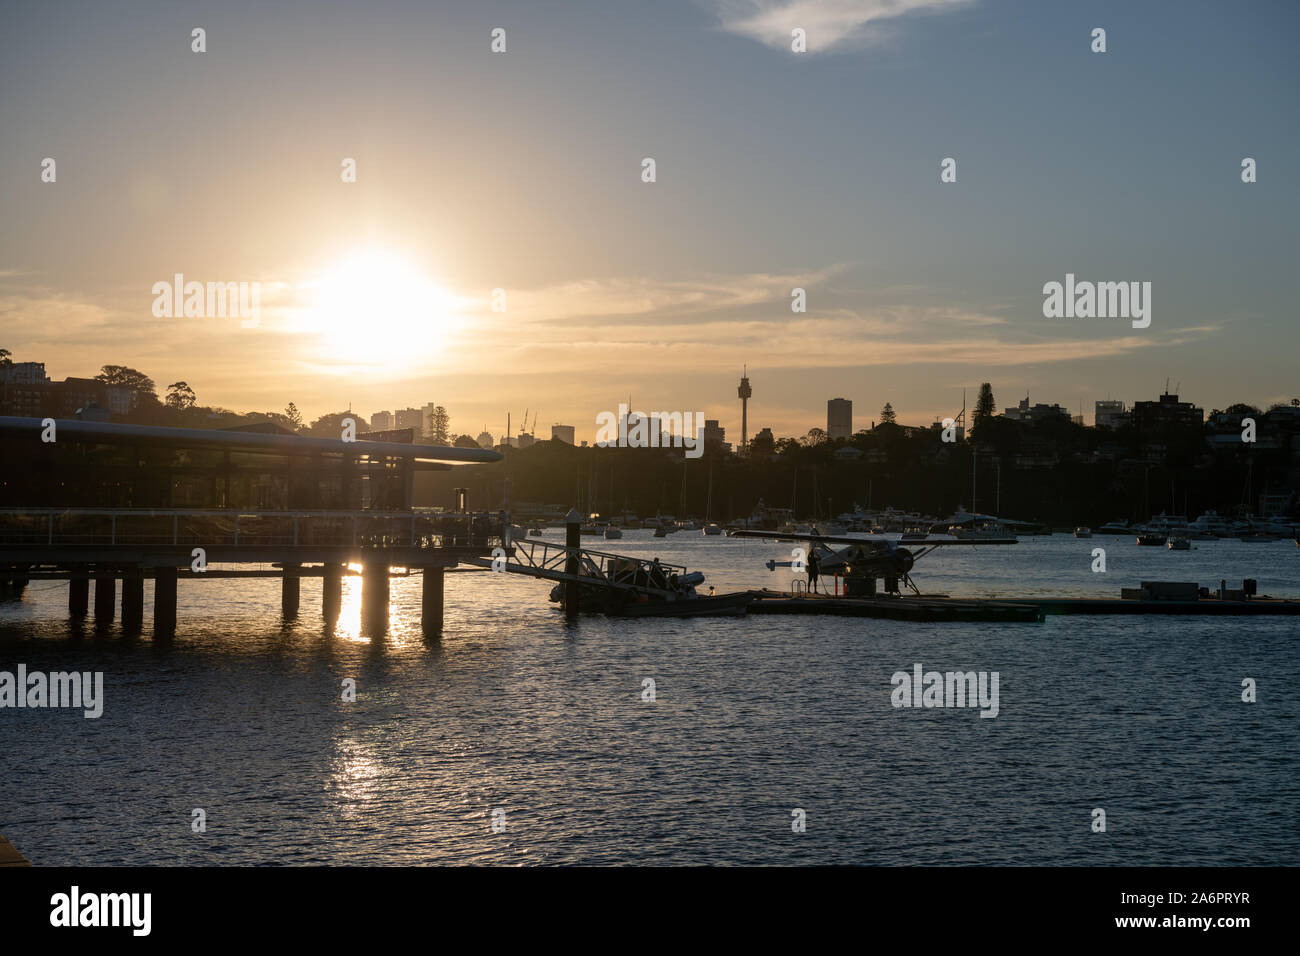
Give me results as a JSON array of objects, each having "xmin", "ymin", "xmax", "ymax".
[
  {"xmin": 68, "ymin": 568, "xmax": 89, "ymax": 617},
  {"xmin": 564, "ymin": 508, "xmax": 581, "ymax": 619},
  {"xmin": 361, "ymin": 561, "xmax": 389, "ymax": 621},
  {"xmin": 281, "ymin": 562, "xmax": 301, "ymax": 617},
  {"xmin": 153, "ymin": 566, "xmax": 177, "ymax": 635},
  {"xmin": 422, "ymin": 566, "xmax": 445, "ymax": 632},
  {"xmin": 93, "ymin": 572, "xmax": 115, "ymax": 623},
  {"xmin": 322, "ymin": 563, "xmax": 343, "ymax": 620},
  {"xmin": 121, "ymin": 567, "xmax": 144, "ymax": 630}
]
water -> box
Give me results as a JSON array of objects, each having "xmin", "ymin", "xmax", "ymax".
[{"xmin": 2, "ymin": 532, "xmax": 1297, "ymax": 865}]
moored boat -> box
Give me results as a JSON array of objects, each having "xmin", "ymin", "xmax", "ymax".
[
  {"xmin": 1074, "ymin": 527, "xmax": 1092, "ymax": 538},
  {"xmin": 1167, "ymin": 536, "xmax": 1190, "ymax": 550}
]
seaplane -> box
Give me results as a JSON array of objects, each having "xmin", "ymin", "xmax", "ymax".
[{"xmin": 730, "ymin": 526, "xmax": 1014, "ymax": 598}]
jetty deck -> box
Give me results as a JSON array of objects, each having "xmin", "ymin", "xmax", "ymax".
[
  {"xmin": 747, "ymin": 590, "xmax": 1044, "ymax": 623},
  {"xmin": 746, "ymin": 589, "xmax": 1300, "ymax": 621}
]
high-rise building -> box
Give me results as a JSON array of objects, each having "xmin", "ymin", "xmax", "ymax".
[
  {"xmin": 476, "ymin": 430, "xmax": 494, "ymax": 449},
  {"xmin": 738, "ymin": 367, "xmax": 752, "ymax": 452},
  {"xmin": 0, "ymin": 361, "xmax": 48, "ymax": 385},
  {"xmin": 1002, "ymin": 395, "xmax": 1070, "ymax": 423},
  {"xmin": 827, "ymin": 397, "xmax": 852, "ymax": 439},
  {"xmin": 1131, "ymin": 392, "xmax": 1203, "ymax": 430},
  {"xmin": 1094, "ymin": 400, "xmax": 1128, "ymax": 429},
  {"xmin": 701, "ymin": 419, "xmax": 729, "ymax": 451},
  {"xmin": 551, "ymin": 424, "xmax": 575, "ymax": 445},
  {"xmin": 370, "ymin": 411, "xmax": 393, "ymax": 432},
  {"xmin": 394, "ymin": 407, "xmax": 423, "ymax": 431}
]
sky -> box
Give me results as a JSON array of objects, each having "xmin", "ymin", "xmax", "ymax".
[{"xmin": 2, "ymin": 0, "xmax": 1297, "ymax": 442}]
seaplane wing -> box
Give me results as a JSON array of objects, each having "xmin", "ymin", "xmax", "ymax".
[
  {"xmin": 728, "ymin": 528, "xmax": 1008, "ymax": 548},
  {"xmin": 729, "ymin": 529, "xmax": 967, "ymax": 547}
]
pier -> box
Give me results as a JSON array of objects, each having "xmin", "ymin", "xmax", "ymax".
[
  {"xmin": 0, "ymin": 508, "xmax": 509, "ymax": 634},
  {"xmin": 0, "ymin": 415, "xmax": 507, "ymax": 634}
]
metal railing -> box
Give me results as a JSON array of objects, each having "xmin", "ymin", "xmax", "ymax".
[
  {"xmin": 0, "ymin": 509, "xmax": 510, "ymax": 550},
  {"xmin": 506, "ymin": 537, "xmax": 687, "ymax": 596}
]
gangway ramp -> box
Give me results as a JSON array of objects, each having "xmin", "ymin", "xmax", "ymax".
[{"xmin": 464, "ymin": 537, "xmax": 690, "ymax": 599}]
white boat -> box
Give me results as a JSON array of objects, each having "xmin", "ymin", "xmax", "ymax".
[
  {"xmin": 1074, "ymin": 527, "xmax": 1092, "ymax": 538},
  {"xmin": 949, "ymin": 521, "xmax": 1016, "ymax": 541},
  {"xmin": 1145, "ymin": 512, "xmax": 1192, "ymax": 537},
  {"xmin": 1188, "ymin": 510, "xmax": 1236, "ymax": 538}
]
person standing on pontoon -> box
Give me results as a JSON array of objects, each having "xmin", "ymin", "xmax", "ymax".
[{"xmin": 807, "ymin": 549, "xmax": 821, "ymax": 594}]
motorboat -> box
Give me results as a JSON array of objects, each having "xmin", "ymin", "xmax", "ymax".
[
  {"xmin": 702, "ymin": 523, "xmax": 723, "ymax": 536},
  {"xmin": 900, "ymin": 527, "xmax": 928, "ymax": 541},
  {"xmin": 1167, "ymin": 536, "xmax": 1190, "ymax": 550},
  {"xmin": 1136, "ymin": 532, "xmax": 1167, "ymax": 546},
  {"xmin": 1074, "ymin": 527, "xmax": 1092, "ymax": 538},
  {"xmin": 949, "ymin": 521, "xmax": 1017, "ymax": 541},
  {"xmin": 603, "ymin": 526, "xmax": 623, "ymax": 540}
]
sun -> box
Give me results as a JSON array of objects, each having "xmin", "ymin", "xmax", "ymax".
[{"xmin": 304, "ymin": 249, "xmax": 459, "ymax": 368}]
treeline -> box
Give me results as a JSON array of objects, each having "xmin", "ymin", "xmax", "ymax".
[{"xmin": 416, "ymin": 417, "xmax": 1294, "ymax": 526}]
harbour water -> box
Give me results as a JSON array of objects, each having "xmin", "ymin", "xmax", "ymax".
[{"xmin": 2, "ymin": 533, "xmax": 1297, "ymax": 865}]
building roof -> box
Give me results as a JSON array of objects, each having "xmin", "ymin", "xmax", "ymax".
[{"xmin": 0, "ymin": 416, "xmax": 502, "ymax": 465}]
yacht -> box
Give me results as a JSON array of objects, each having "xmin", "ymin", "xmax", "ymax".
[
  {"xmin": 1145, "ymin": 513, "xmax": 1192, "ymax": 537},
  {"xmin": 949, "ymin": 521, "xmax": 1016, "ymax": 541},
  {"xmin": 1188, "ymin": 510, "xmax": 1236, "ymax": 538}
]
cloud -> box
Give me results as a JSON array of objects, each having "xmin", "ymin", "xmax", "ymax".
[{"xmin": 707, "ymin": 0, "xmax": 975, "ymax": 52}]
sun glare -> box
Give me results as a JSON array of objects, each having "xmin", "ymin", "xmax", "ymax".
[{"xmin": 305, "ymin": 250, "xmax": 459, "ymax": 368}]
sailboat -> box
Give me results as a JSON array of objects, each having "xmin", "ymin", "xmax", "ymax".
[{"xmin": 702, "ymin": 461, "xmax": 723, "ymax": 534}]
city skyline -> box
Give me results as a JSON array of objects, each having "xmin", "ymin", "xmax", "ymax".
[
  {"xmin": 3, "ymin": 0, "xmax": 1297, "ymax": 438},
  {"xmin": 5, "ymin": 348, "xmax": 1279, "ymax": 445}
]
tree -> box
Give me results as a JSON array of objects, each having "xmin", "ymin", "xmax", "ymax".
[
  {"xmin": 800, "ymin": 427, "xmax": 828, "ymax": 447},
  {"xmin": 974, "ymin": 383, "xmax": 995, "ymax": 426},
  {"xmin": 165, "ymin": 381, "xmax": 196, "ymax": 410},
  {"xmin": 748, "ymin": 429, "xmax": 776, "ymax": 457},
  {"xmin": 284, "ymin": 402, "xmax": 303, "ymax": 431},
  {"xmin": 305, "ymin": 410, "xmax": 355, "ymax": 437},
  {"xmin": 453, "ymin": 434, "xmax": 480, "ymax": 448},
  {"xmin": 427, "ymin": 405, "xmax": 450, "ymax": 444},
  {"xmin": 95, "ymin": 365, "xmax": 156, "ymax": 397},
  {"xmin": 0, "ymin": 348, "xmax": 11, "ymax": 367},
  {"xmin": 880, "ymin": 402, "xmax": 897, "ymax": 425}
]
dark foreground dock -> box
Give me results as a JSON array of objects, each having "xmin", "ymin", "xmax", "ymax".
[
  {"xmin": 0, "ymin": 834, "xmax": 31, "ymax": 867},
  {"xmin": 1022, "ymin": 596, "xmax": 1300, "ymax": 615},
  {"xmin": 747, "ymin": 590, "xmax": 1044, "ymax": 623},
  {"xmin": 746, "ymin": 588, "xmax": 1300, "ymax": 622}
]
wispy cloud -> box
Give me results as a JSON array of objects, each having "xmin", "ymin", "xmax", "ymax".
[{"xmin": 706, "ymin": 0, "xmax": 975, "ymax": 53}]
